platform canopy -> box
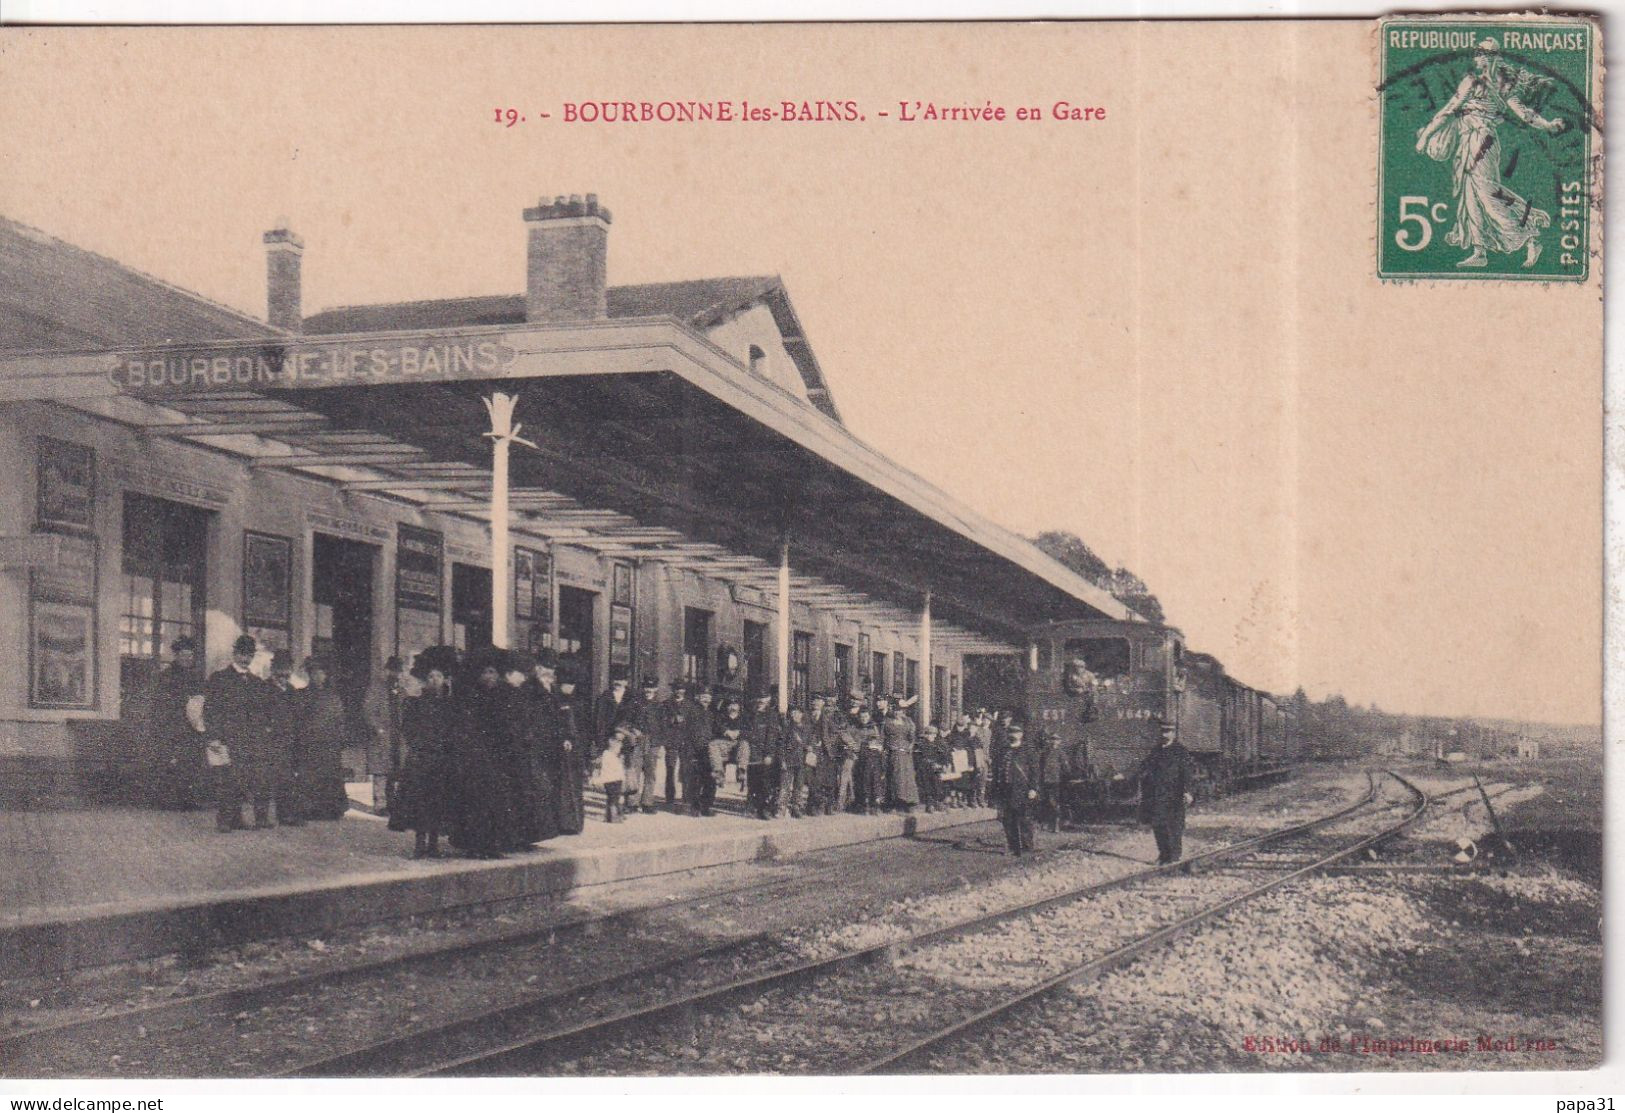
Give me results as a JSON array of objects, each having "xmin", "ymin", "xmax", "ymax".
[{"xmin": 1, "ymin": 311, "xmax": 1134, "ymax": 653}]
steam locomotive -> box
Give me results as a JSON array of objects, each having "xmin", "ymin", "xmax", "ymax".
[{"xmin": 1017, "ymin": 618, "xmax": 1294, "ymax": 810}]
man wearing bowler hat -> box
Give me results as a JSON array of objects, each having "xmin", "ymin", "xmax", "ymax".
[{"xmin": 1138, "ymin": 717, "xmax": 1195, "ymax": 866}]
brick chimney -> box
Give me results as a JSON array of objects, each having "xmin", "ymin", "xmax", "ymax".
[
  {"xmin": 524, "ymin": 193, "xmax": 611, "ymax": 322},
  {"xmin": 263, "ymin": 222, "xmax": 304, "ymax": 334}
]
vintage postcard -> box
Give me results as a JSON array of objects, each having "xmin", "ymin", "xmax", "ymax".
[{"xmin": 0, "ymin": 16, "xmax": 1603, "ymax": 1089}]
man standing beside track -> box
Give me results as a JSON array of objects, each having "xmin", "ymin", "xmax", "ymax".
[
  {"xmin": 1138, "ymin": 718, "xmax": 1194, "ymax": 866},
  {"xmin": 993, "ymin": 722, "xmax": 1037, "ymax": 856}
]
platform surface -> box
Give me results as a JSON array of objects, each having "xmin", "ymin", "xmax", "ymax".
[{"xmin": 0, "ymin": 786, "xmax": 993, "ymax": 976}]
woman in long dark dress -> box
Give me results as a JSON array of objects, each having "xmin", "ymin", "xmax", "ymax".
[
  {"xmin": 299, "ymin": 658, "xmax": 351, "ymax": 820},
  {"xmin": 516, "ymin": 652, "xmax": 561, "ymax": 845},
  {"xmin": 451, "ymin": 649, "xmax": 518, "ymax": 859},
  {"xmin": 500, "ymin": 652, "xmax": 545, "ymax": 849},
  {"xmin": 390, "ymin": 646, "xmax": 459, "ymax": 858},
  {"xmin": 551, "ymin": 666, "xmax": 587, "ymax": 834}
]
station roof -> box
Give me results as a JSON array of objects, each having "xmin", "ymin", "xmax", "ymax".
[{"xmin": 0, "ymin": 214, "xmax": 1135, "ymax": 651}]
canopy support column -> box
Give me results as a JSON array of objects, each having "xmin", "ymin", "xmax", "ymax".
[
  {"xmin": 483, "ymin": 392, "xmax": 536, "ymax": 650},
  {"xmin": 919, "ymin": 590, "xmax": 932, "ymax": 728},
  {"xmin": 777, "ymin": 538, "xmax": 791, "ymax": 715}
]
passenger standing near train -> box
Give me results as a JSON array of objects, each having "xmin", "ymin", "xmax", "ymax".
[
  {"xmin": 452, "ymin": 649, "xmax": 518, "ymax": 859},
  {"xmin": 299, "ymin": 658, "xmax": 352, "ymax": 821},
  {"xmin": 265, "ymin": 651, "xmax": 304, "ymax": 827},
  {"xmin": 716, "ymin": 698, "xmax": 747, "ymax": 789},
  {"xmin": 776, "ymin": 705, "xmax": 810, "ymax": 818},
  {"xmin": 855, "ymin": 707, "xmax": 886, "ymax": 815},
  {"xmin": 994, "ymin": 723, "xmax": 1038, "ymax": 856},
  {"xmin": 552, "ymin": 664, "xmax": 587, "ymax": 835},
  {"xmin": 1034, "ymin": 730, "xmax": 1069, "ymax": 833},
  {"xmin": 143, "ymin": 635, "xmax": 205, "ymax": 810},
  {"xmin": 683, "ymin": 688, "xmax": 717, "ymax": 816},
  {"xmin": 203, "ymin": 634, "xmax": 271, "ymax": 831},
  {"xmin": 882, "ymin": 702, "xmax": 920, "ymax": 812},
  {"xmin": 1138, "ymin": 718, "xmax": 1194, "ymax": 866},
  {"xmin": 713, "ymin": 719, "xmax": 744, "ymax": 815},
  {"xmin": 745, "ymin": 692, "xmax": 781, "ymax": 818},
  {"xmin": 914, "ymin": 723, "xmax": 946, "ymax": 813},
  {"xmin": 595, "ymin": 676, "xmax": 632, "ymax": 757},
  {"xmin": 658, "ymin": 679, "xmax": 692, "ymax": 810},
  {"xmin": 393, "ymin": 646, "xmax": 459, "ymax": 858}
]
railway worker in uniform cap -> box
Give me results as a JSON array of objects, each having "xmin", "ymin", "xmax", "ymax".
[
  {"xmin": 1034, "ymin": 729, "xmax": 1070, "ymax": 833},
  {"xmin": 657, "ymin": 679, "xmax": 692, "ymax": 810},
  {"xmin": 624, "ymin": 675, "xmax": 663, "ymax": 814},
  {"xmin": 202, "ymin": 634, "xmax": 272, "ymax": 832},
  {"xmin": 993, "ymin": 723, "xmax": 1038, "ymax": 856},
  {"xmin": 1138, "ymin": 718, "xmax": 1195, "ymax": 866}
]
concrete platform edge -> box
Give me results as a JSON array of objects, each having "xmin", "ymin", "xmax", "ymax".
[{"xmin": 0, "ymin": 808, "xmax": 994, "ymax": 978}]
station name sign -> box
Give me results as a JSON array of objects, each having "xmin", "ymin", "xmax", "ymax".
[{"xmin": 110, "ymin": 334, "xmax": 519, "ymax": 394}]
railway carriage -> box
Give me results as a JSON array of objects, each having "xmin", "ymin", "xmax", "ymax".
[{"xmin": 1016, "ymin": 618, "xmax": 1295, "ymax": 818}]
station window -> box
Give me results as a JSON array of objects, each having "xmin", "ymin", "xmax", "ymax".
[
  {"xmin": 872, "ymin": 651, "xmax": 888, "ymax": 695},
  {"xmin": 1035, "ymin": 640, "xmax": 1053, "ymax": 671},
  {"xmin": 892, "ymin": 653, "xmax": 906, "ymax": 696},
  {"xmin": 792, "ymin": 631, "xmax": 813, "ymax": 709},
  {"xmin": 683, "ymin": 607, "xmax": 712, "ymax": 685},
  {"xmin": 905, "ymin": 658, "xmax": 919, "ymax": 700},
  {"xmin": 1063, "ymin": 637, "xmax": 1132, "ymax": 679},
  {"xmin": 120, "ymin": 493, "xmax": 209, "ymax": 707}
]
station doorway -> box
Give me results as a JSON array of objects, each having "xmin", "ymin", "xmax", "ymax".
[
  {"xmin": 311, "ymin": 533, "xmax": 378, "ymax": 752},
  {"xmin": 557, "ymin": 585, "xmax": 597, "ymax": 697},
  {"xmin": 451, "ymin": 563, "xmax": 493, "ymax": 651}
]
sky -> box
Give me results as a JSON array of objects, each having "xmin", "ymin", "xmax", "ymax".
[{"xmin": 0, "ymin": 22, "xmax": 1602, "ymax": 725}]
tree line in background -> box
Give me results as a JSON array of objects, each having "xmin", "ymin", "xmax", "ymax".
[
  {"xmin": 1031, "ymin": 529, "xmax": 1587, "ymax": 758},
  {"xmin": 1030, "ymin": 531, "xmax": 1165, "ymax": 623}
]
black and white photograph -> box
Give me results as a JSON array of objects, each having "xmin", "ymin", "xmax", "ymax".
[{"xmin": 0, "ymin": 15, "xmax": 1606, "ymax": 1094}]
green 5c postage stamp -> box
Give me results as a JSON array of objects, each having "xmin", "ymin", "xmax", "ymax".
[{"xmin": 1378, "ymin": 16, "xmax": 1598, "ymax": 281}]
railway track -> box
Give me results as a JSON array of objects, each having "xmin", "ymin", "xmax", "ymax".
[
  {"xmin": 314, "ymin": 772, "xmax": 1406, "ymax": 1076},
  {"xmin": 0, "ymin": 816, "xmax": 1014, "ymax": 1076}
]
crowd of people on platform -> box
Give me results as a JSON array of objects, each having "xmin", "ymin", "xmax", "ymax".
[{"xmin": 138, "ymin": 632, "xmax": 1194, "ymax": 864}]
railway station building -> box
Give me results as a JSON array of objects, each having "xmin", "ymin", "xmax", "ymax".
[{"xmin": 0, "ymin": 196, "xmax": 1133, "ymax": 803}]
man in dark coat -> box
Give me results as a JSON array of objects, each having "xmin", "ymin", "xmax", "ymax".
[
  {"xmin": 594, "ymin": 677, "xmax": 632, "ymax": 753},
  {"xmin": 1034, "ymin": 730, "xmax": 1069, "ymax": 833},
  {"xmin": 1138, "ymin": 718, "xmax": 1195, "ymax": 865},
  {"xmin": 265, "ymin": 650, "xmax": 305, "ymax": 826},
  {"xmin": 627, "ymin": 676, "xmax": 663, "ymax": 814},
  {"xmin": 203, "ymin": 634, "xmax": 271, "ymax": 831},
  {"xmin": 658, "ymin": 680, "xmax": 694, "ymax": 811},
  {"xmin": 143, "ymin": 635, "xmax": 204, "ymax": 809},
  {"xmin": 993, "ymin": 723, "xmax": 1037, "ymax": 856},
  {"xmin": 683, "ymin": 688, "xmax": 718, "ymax": 816}
]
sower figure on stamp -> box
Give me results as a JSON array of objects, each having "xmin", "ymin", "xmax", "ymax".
[
  {"xmin": 993, "ymin": 722, "xmax": 1037, "ymax": 857},
  {"xmin": 1137, "ymin": 717, "xmax": 1194, "ymax": 867},
  {"xmin": 1415, "ymin": 38, "xmax": 1566, "ymax": 269}
]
